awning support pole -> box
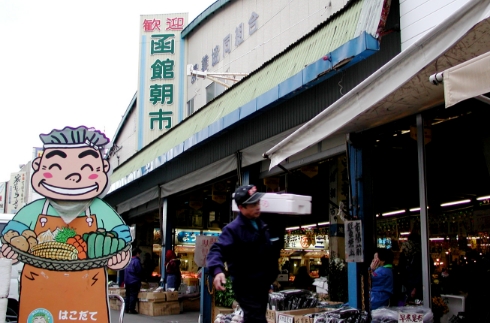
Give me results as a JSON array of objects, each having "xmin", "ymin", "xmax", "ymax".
[{"xmin": 416, "ymin": 114, "xmax": 431, "ymax": 308}]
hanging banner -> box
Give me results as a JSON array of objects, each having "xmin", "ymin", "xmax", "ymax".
[
  {"xmin": 345, "ymin": 220, "xmax": 363, "ymax": 262},
  {"xmin": 194, "ymin": 235, "xmax": 219, "ymax": 267},
  {"xmin": 0, "ymin": 182, "xmax": 6, "ymax": 213},
  {"xmin": 7, "ymin": 171, "xmax": 26, "ymax": 214}
]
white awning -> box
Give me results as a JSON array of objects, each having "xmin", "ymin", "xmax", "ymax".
[
  {"xmin": 264, "ymin": 0, "xmax": 490, "ymax": 170},
  {"xmin": 443, "ymin": 50, "xmax": 490, "ymax": 108}
]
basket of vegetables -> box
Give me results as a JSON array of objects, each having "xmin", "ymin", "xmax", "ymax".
[{"xmin": 1, "ymin": 227, "xmax": 130, "ymax": 271}]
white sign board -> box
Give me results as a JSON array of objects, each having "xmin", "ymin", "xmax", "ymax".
[
  {"xmin": 194, "ymin": 235, "xmax": 219, "ymax": 267},
  {"xmin": 345, "ymin": 220, "xmax": 363, "ymax": 262}
]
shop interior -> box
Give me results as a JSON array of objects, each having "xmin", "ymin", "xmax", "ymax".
[
  {"xmin": 367, "ymin": 100, "xmax": 490, "ymax": 313},
  {"xmin": 123, "ymin": 154, "xmax": 350, "ymax": 292}
]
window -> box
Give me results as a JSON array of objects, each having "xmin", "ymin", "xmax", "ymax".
[
  {"xmin": 187, "ymin": 98, "xmax": 194, "ymax": 117},
  {"xmin": 206, "ymin": 82, "xmax": 226, "ymax": 103}
]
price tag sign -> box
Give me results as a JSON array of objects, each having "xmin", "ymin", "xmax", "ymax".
[
  {"xmin": 277, "ymin": 315, "xmax": 293, "ymax": 323},
  {"xmin": 398, "ymin": 312, "xmax": 423, "ymax": 323},
  {"xmin": 194, "ymin": 235, "xmax": 218, "ymax": 267}
]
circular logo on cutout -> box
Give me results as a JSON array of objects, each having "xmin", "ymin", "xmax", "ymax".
[{"xmin": 28, "ymin": 308, "xmax": 54, "ymax": 323}]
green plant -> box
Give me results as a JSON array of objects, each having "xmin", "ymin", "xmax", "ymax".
[{"xmin": 214, "ymin": 277, "xmax": 235, "ymax": 308}]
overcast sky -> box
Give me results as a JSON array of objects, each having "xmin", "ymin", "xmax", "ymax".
[{"xmin": 0, "ymin": 0, "xmax": 216, "ymax": 183}]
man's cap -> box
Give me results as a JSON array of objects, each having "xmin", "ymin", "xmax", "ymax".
[
  {"xmin": 234, "ymin": 184, "xmax": 265, "ymax": 206},
  {"xmin": 39, "ymin": 126, "xmax": 110, "ymax": 150}
]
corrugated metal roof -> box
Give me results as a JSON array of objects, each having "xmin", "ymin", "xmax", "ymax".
[
  {"xmin": 181, "ymin": 0, "xmax": 233, "ymax": 38},
  {"xmin": 111, "ymin": 0, "xmax": 385, "ymax": 183}
]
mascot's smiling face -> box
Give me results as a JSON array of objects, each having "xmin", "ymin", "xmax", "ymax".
[{"xmin": 31, "ymin": 146, "xmax": 110, "ymax": 201}]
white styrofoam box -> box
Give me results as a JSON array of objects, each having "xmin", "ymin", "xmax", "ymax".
[
  {"xmin": 440, "ymin": 294, "xmax": 465, "ymax": 323},
  {"xmin": 276, "ymin": 274, "xmax": 289, "ymax": 282},
  {"xmin": 232, "ymin": 193, "xmax": 312, "ymax": 215}
]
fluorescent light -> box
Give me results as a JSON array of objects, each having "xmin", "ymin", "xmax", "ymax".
[
  {"xmin": 409, "ymin": 207, "xmax": 420, "ymax": 212},
  {"xmin": 400, "ymin": 232, "xmax": 410, "ymax": 236},
  {"xmin": 382, "ymin": 209, "xmax": 405, "ymax": 216},
  {"xmin": 302, "ymin": 224, "xmax": 317, "ymax": 228},
  {"xmin": 318, "ymin": 221, "xmax": 330, "ymax": 226},
  {"xmin": 477, "ymin": 195, "xmax": 490, "ymax": 201},
  {"xmin": 286, "ymin": 226, "xmax": 300, "ymax": 230},
  {"xmin": 429, "ymin": 237, "xmax": 444, "ymax": 241},
  {"xmin": 440, "ymin": 199, "xmax": 471, "ymax": 207}
]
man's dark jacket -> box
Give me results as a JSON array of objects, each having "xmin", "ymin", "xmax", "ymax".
[
  {"xmin": 125, "ymin": 255, "xmax": 142, "ymax": 285},
  {"xmin": 206, "ymin": 212, "xmax": 281, "ymax": 287}
]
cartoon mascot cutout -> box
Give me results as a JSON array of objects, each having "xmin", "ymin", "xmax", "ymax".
[{"xmin": 0, "ymin": 126, "xmax": 132, "ymax": 323}]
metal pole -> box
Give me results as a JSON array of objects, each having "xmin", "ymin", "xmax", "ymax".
[
  {"xmin": 416, "ymin": 114, "xmax": 431, "ymax": 307},
  {"xmin": 160, "ymin": 197, "xmax": 168, "ymax": 288}
]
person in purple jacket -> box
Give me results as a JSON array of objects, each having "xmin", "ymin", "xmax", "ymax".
[
  {"xmin": 369, "ymin": 248, "xmax": 394, "ymax": 310},
  {"xmin": 124, "ymin": 247, "xmax": 142, "ymax": 314},
  {"xmin": 206, "ymin": 185, "xmax": 281, "ymax": 323}
]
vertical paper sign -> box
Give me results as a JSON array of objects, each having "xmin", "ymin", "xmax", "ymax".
[
  {"xmin": 7, "ymin": 171, "xmax": 26, "ymax": 214},
  {"xmin": 0, "ymin": 182, "xmax": 6, "ymax": 212},
  {"xmin": 345, "ymin": 220, "xmax": 363, "ymax": 262},
  {"xmin": 194, "ymin": 235, "xmax": 219, "ymax": 267}
]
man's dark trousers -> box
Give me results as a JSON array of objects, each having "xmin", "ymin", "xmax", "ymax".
[
  {"xmin": 125, "ymin": 281, "xmax": 141, "ymax": 312},
  {"xmin": 233, "ymin": 281, "xmax": 270, "ymax": 323}
]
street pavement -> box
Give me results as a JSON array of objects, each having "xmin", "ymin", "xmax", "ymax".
[{"xmin": 110, "ymin": 309, "xmax": 200, "ymax": 323}]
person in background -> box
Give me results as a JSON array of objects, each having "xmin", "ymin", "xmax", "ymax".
[
  {"xmin": 207, "ymin": 184, "xmax": 282, "ymax": 323},
  {"xmin": 293, "ymin": 266, "xmax": 314, "ymax": 291},
  {"xmin": 165, "ymin": 250, "xmax": 182, "ymax": 290},
  {"xmin": 124, "ymin": 247, "xmax": 142, "ymax": 314},
  {"xmin": 398, "ymin": 230, "xmax": 423, "ymax": 303},
  {"xmin": 369, "ymin": 248, "xmax": 394, "ymax": 310}
]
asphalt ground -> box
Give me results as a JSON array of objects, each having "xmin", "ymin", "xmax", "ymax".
[{"xmin": 110, "ymin": 309, "xmax": 200, "ymax": 323}]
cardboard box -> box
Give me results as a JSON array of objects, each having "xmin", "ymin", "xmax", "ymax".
[
  {"xmin": 183, "ymin": 297, "xmax": 200, "ymax": 311},
  {"xmin": 109, "ymin": 298, "xmax": 138, "ymax": 312},
  {"xmin": 139, "ymin": 300, "xmax": 180, "ymax": 316},
  {"xmin": 138, "ymin": 291, "xmax": 167, "ymax": 302},
  {"xmin": 266, "ymin": 309, "xmax": 278, "ymax": 323},
  {"xmin": 276, "ymin": 308, "xmax": 327, "ymax": 323},
  {"xmin": 165, "ymin": 291, "xmax": 179, "ymax": 301}
]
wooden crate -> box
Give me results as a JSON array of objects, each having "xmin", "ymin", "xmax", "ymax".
[{"xmin": 139, "ymin": 300, "xmax": 180, "ymax": 316}]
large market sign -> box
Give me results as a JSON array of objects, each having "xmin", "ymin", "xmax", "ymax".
[{"xmin": 137, "ymin": 14, "xmax": 188, "ymax": 148}]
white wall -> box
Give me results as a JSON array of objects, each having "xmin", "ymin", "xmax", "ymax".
[
  {"xmin": 109, "ymin": 108, "xmax": 138, "ymax": 170},
  {"xmin": 399, "ymin": 0, "xmax": 470, "ymax": 50},
  {"xmin": 185, "ymin": 0, "xmax": 348, "ymax": 114}
]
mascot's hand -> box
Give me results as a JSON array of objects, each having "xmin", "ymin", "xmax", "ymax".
[
  {"xmin": 107, "ymin": 249, "xmax": 130, "ymax": 270},
  {"xmin": 1, "ymin": 244, "xmax": 19, "ymax": 264}
]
